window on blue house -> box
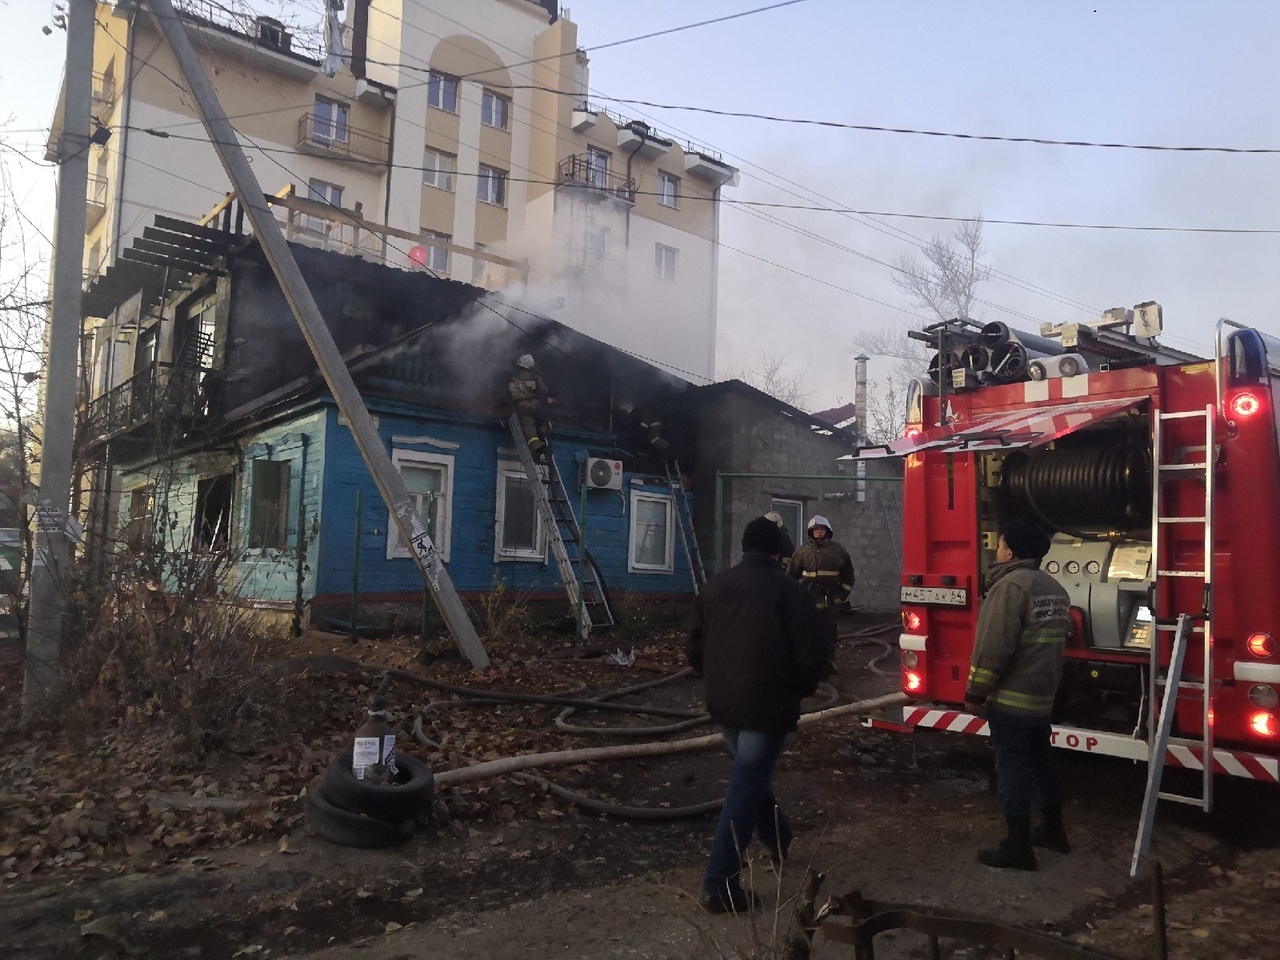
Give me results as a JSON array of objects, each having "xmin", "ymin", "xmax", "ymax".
[
  {"xmin": 247, "ymin": 459, "xmax": 290, "ymax": 550},
  {"xmin": 387, "ymin": 449, "xmax": 453, "ymax": 561},
  {"xmin": 628, "ymin": 490, "xmax": 674, "ymax": 574},
  {"xmin": 496, "ymin": 463, "xmax": 543, "ymax": 560}
]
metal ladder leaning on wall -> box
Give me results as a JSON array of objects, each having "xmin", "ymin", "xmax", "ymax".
[
  {"xmin": 507, "ymin": 414, "xmax": 616, "ymax": 638},
  {"xmin": 665, "ymin": 458, "xmax": 707, "ymax": 595},
  {"xmin": 1131, "ymin": 403, "xmax": 1215, "ymax": 877}
]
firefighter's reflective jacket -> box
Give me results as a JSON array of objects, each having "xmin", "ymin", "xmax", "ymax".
[
  {"xmin": 787, "ymin": 539, "xmax": 855, "ymax": 612},
  {"xmin": 966, "ymin": 558, "xmax": 1071, "ymax": 717},
  {"xmin": 508, "ymin": 368, "xmax": 549, "ymax": 407}
]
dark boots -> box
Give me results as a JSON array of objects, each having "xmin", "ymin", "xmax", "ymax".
[
  {"xmin": 978, "ymin": 814, "xmax": 1037, "ymax": 870},
  {"xmin": 1031, "ymin": 805, "xmax": 1071, "ymax": 854}
]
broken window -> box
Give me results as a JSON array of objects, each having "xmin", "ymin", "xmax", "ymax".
[
  {"xmin": 193, "ymin": 474, "xmax": 233, "ymax": 552},
  {"xmin": 123, "ymin": 483, "xmax": 154, "ymax": 551}
]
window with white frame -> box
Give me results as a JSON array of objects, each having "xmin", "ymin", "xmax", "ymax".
[
  {"xmin": 246, "ymin": 459, "xmax": 290, "ymax": 551},
  {"xmin": 421, "ymin": 230, "xmax": 451, "ymax": 271},
  {"xmin": 629, "ymin": 490, "xmax": 674, "ymax": 573},
  {"xmin": 305, "ymin": 179, "xmax": 343, "ymax": 233},
  {"xmin": 585, "ymin": 224, "xmax": 608, "ymax": 260},
  {"xmin": 427, "ymin": 71, "xmax": 459, "ymax": 113},
  {"xmin": 495, "ymin": 464, "xmax": 544, "ymax": 560},
  {"xmin": 422, "ymin": 148, "xmax": 456, "ymax": 191},
  {"xmin": 312, "ymin": 96, "xmax": 349, "ymax": 145},
  {"xmin": 477, "ymin": 165, "xmax": 507, "ymax": 206},
  {"xmin": 386, "ymin": 449, "xmax": 453, "ymax": 561},
  {"xmin": 481, "ymin": 89, "xmax": 510, "ymax": 130},
  {"xmin": 657, "ymin": 172, "xmax": 679, "ymax": 208},
  {"xmin": 655, "ymin": 243, "xmax": 678, "ymax": 281}
]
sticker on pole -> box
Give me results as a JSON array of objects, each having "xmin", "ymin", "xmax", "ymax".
[{"xmin": 411, "ymin": 533, "xmax": 442, "ymax": 589}]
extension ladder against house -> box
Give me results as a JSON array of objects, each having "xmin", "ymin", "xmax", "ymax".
[
  {"xmin": 665, "ymin": 457, "xmax": 707, "ymax": 595},
  {"xmin": 506, "ymin": 414, "xmax": 616, "ymax": 638},
  {"xmin": 1131, "ymin": 404, "xmax": 1215, "ymax": 877}
]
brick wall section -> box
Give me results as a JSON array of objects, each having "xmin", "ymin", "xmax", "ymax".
[{"xmin": 690, "ymin": 386, "xmax": 904, "ymax": 614}]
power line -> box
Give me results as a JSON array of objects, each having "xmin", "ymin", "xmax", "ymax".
[{"xmin": 598, "ymin": 98, "xmax": 1280, "ymax": 155}]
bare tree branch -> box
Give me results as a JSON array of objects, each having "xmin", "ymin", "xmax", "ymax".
[{"xmin": 730, "ymin": 352, "xmax": 811, "ymax": 410}]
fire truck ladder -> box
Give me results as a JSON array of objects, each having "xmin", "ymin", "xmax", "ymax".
[
  {"xmin": 507, "ymin": 414, "xmax": 616, "ymax": 637},
  {"xmin": 1131, "ymin": 403, "xmax": 1215, "ymax": 877},
  {"xmin": 664, "ymin": 458, "xmax": 707, "ymax": 594}
]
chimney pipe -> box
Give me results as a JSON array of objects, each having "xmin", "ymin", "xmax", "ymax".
[{"xmin": 854, "ymin": 354, "xmax": 869, "ymax": 443}]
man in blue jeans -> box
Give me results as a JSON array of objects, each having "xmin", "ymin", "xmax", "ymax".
[
  {"xmin": 964, "ymin": 517, "xmax": 1072, "ymax": 870},
  {"xmin": 686, "ymin": 516, "xmax": 828, "ymax": 913}
]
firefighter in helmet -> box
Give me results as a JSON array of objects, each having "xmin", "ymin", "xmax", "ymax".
[
  {"xmin": 508, "ymin": 354, "xmax": 555, "ymax": 463},
  {"xmin": 787, "ymin": 515, "xmax": 854, "ymax": 673},
  {"xmin": 616, "ymin": 399, "xmax": 671, "ymax": 460}
]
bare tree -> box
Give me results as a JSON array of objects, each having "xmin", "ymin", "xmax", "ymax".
[
  {"xmin": 848, "ymin": 218, "xmax": 990, "ymax": 440},
  {"xmin": 0, "ymin": 155, "xmax": 53, "ymax": 645},
  {"xmin": 731, "ymin": 352, "xmax": 811, "ymax": 410},
  {"xmin": 892, "ymin": 217, "xmax": 990, "ymax": 324}
]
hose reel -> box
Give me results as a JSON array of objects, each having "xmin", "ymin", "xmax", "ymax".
[{"xmin": 1000, "ymin": 440, "xmax": 1151, "ymax": 532}]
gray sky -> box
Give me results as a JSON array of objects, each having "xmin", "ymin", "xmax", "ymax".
[{"xmin": 5, "ymin": 1, "xmax": 1280, "ymax": 412}]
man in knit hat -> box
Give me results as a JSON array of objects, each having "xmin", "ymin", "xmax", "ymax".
[
  {"xmin": 965, "ymin": 517, "xmax": 1071, "ymax": 870},
  {"xmin": 686, "ymin": 516, "xmax": 827, "ymax": 914}
]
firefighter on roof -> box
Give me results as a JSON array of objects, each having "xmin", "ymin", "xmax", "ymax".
[
  {"xmin": 508, "ymin": 354, "xmax": 555, "ymax": 463},
  {"xmin": 964, "ymin": 517, "xmax": 1072, "ymax": 871},
  {"xmin": 616, "ymin": 399, "xmax": 671, "ymax": 459},
  {"xmin": 787, "ymin": 515, "xmax": 854, "ymax": 673}
]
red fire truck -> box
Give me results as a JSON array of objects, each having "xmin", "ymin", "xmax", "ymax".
[{"xmin": 859, "ymin": 306, "xmax": 1280, "ymax": 807}]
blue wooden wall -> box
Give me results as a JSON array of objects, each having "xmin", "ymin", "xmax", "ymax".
[{"xmin": 312, "ymin": 398, "xmax": 694, "ymax": 602}]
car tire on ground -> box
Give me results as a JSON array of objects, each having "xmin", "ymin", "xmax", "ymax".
[
  {"xmin": 323, "ymin": 748, "xmax": 435, "ymax": 824},
  {"xmin": 304, "ymin": 783, "xmax": 416, "ymax": 849}
]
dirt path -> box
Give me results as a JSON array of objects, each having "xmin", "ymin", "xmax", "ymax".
[{"xmin": 4, "ymin": 628, "xmax": 1278, "ymax": 959}]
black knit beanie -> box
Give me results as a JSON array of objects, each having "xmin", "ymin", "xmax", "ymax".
[
  {"xmin": 742, "ymin": 516, "xmax": 787, "ymax": 555},
  {"xmin": 1001, "ymin": 518, "xmax": 1052, "ymax": 560}
]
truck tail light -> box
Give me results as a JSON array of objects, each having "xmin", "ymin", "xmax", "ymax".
[
  {"xmin": 1249, "ymin": 684, "xmax": 1279, "ymax": 709},
  {"xmin": 1247, "ymin": 633, "xmax": 1276, "ymax": 658},
  {"xmin": 1229, "ymin": 390, "xmax": 1264, "ymax": 420},
  {"xmin": 1249, "ymin": 711, "xmax": 1278, "ymax": 739},
  {"xmin": 902, "ymin": 424, "xmax": 922, "ymax": 441},
  {"xmin": 903, "ymin": 669, "xmax": 923, "ymax": 694},
  {"xmin": 901, "ymin": 650, "xmax": 919, "ymax": 669},
  {"xmin": 902, "ymin": 610, "xmax": 923, "ymax": 632}
]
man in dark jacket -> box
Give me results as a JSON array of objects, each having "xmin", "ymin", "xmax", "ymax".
[
  {"xmin": 965, "ymin": 517, "xmax": 1071, "ymax": 870},
  {"xmin": 686, "ymin": 516, "xmax": 828, "ymax": 914}
]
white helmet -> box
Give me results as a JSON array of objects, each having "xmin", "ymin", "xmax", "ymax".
[
  {"xmin": 807, "ymin": 515, "xmax": 833, "ymax": 537},
  {"xmin": 516, "ymin": 354, "xmax": 535, "ymax": 369}
]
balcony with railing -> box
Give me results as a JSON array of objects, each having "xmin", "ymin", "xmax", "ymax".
[
  {"xmin": 296, "ymin": 113, "xmax": 389, "ymax": 166},
  {"xmin": 558, "ymin": 154, "xmax": 636, "ymax": 205},
  {"xmin": 82, "ymin": 363, "xmax": 212, "ymax": 453},
  {"xmin": 91, "ymin": 73, "xmax": 116, "ymax": 111},
  {"xmin": 85, "ymin": 174, "xmax": 108, "ymax": 229}
]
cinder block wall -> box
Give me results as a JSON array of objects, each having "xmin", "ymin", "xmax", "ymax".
[{"xmin": 691, "ymin": 389, "xmax": 904, "ymax": 613}]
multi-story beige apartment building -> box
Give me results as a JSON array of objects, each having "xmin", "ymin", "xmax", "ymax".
[{"xmin": 53, "ymin": 0, "xmax": 737, "ymax": 382}]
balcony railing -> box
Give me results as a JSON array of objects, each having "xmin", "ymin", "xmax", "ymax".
[
  {"xmin": 91, "ymin": 73, "xmax": 116, "ymax": 110},
  {"xmin": 558, "ymin": 154, "xmax": 636, "ymax": 203},
  {"xmin": 297, "ymin": 113, "xmax": 389, "ymax": 165},
  {"xmin": 83, "ymin": 364, "xmax": 210, "ymax": 447},
  {"xmin": 85, "ymin": 174, "xmax": 108, "ymax": 228}
]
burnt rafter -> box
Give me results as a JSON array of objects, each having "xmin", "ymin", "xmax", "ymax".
[
  {"xmin": 131, "ymin": 237, "xmax": 225, "ymax": 269},
  {"xmin": 142, "ymin": 226, "xmax": 236, "ymax": 258},
  {"xmin": 120, "ymin": 248, "xmax": 208, "ymax": 274}
]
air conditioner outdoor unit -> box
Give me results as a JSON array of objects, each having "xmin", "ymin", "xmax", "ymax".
[{"xmin": 581, "ymin": 457, "xmax": 623, "ymax": 491}]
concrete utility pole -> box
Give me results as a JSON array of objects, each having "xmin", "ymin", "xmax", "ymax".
[
  {"xmin": 24, "ymin": 0, "xmax": 96, "ymax": 711},
  {"xmin": 143, "ymin": 0, "xmax": 490, "ymax": 669}
]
